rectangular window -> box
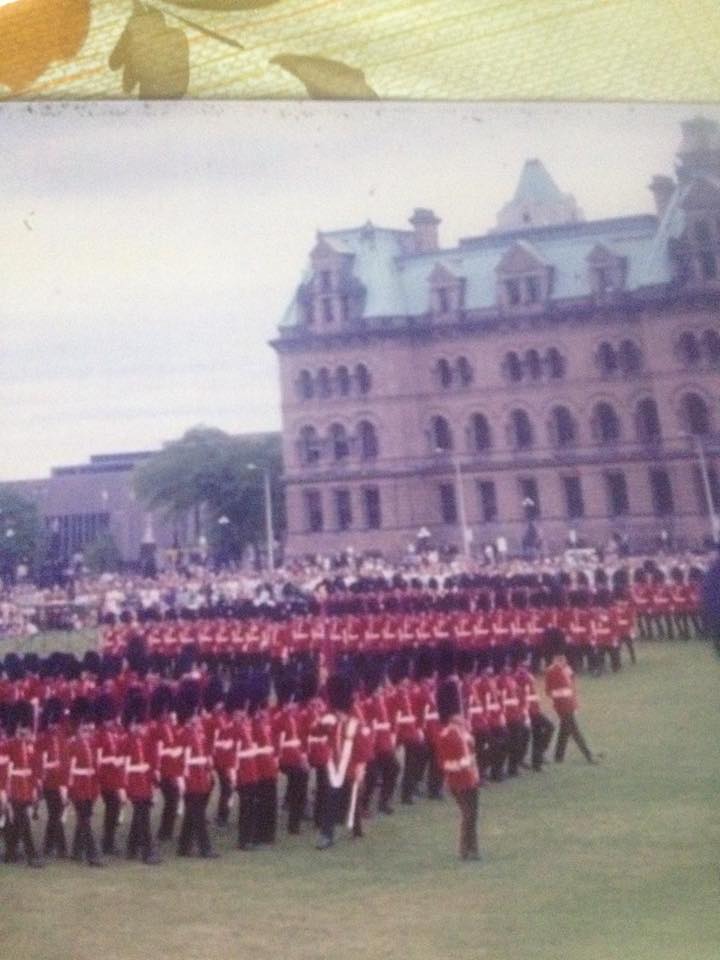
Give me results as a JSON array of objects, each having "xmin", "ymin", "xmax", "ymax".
[
  {"xmin": 563, "ymin": 475, "xmax": 585, "ymax": 519},
  {"xmin": 340, "ymin": 295, "xmax": 350, "ymax": 323},
  {"xmin": 363, "ymin": 487, "xmax": 382, "ymax": 529},
  {"xmin": 322, "ymin": 298, "xmax": 334, "ymax": 323},
  {"xmin": 525, "ymin": 275, "xmax": 540, "ymax": 303},
  {"xmin": 439, "ymin": 482, "xmax": 457, "ymax": 524},
  {"xmin": 334, "ymin": 489, "xmax": 353, "ymax": 531},
  {"xmin": 518, "ymin": 477, "xmax": 540, "ymax": 518},
  {"xmin": 649, "ymin": 468, "xmax": 674, "ymax": 516},
  {"xmin": 700, "ymin": 251, "xmax": 717, "ymax": 280},
  {"xmin": 437, "ymin": 287, "xmax": 450, "ymax": 313},
  {"xmin": 304, "ymin": 490, "xmax": 324, "ymax": 532},
  {"xmin": 693, "ymin": 464, "xmax": 720, "ymax": 514},
  {"xmin": 476, "ymin": 480, "xmax": 497, "ymax": 522},
  {"xmin": 320, "ymin": 270, "xmax": 332, "ymax": 293},
  {"xmin": 505, "ymin": 278, "xmax": 521, "ymax": 306},
  {"xmin": 594, "ymin": 266, "xmax": 610, "ymax": 293},
  {"xmin": 605, "ymin": 471, "xmax": 629, "ymax": 516}
]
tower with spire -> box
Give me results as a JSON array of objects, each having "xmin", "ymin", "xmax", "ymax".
[{"xmin": 494, "ymin": 158, "xmax": 584, "ymax": 232}]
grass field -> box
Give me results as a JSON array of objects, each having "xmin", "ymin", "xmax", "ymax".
[{"xmin": 2, "ymin": 641, "xmax": 718, "ymax": 960}]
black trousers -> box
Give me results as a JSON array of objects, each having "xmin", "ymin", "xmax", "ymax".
[
  {"xmin": 506, "ymin": 721, "xmax": 531, "ymax": 776},
  {"xmin": 157, "ymin": 778, "xmax": 180, "ymax": 841},
  {"xmin": 6, "ymin": 801, "xmax": 38, "ymax": 863},
  {"xmin": 400, "ymin": 741, "xmax": 424, "ymax": 802},
  {"xmin": 43, "ymin": 788, "xmax": 67, "ymax": 857},
  {"xmin": 313, "ymin": 767, "xmax": 328, "ymax": 828},
  {"xmin": 237, "ymin": 783, "xmax": 258, "ymax": 848},
  {"xmin": 554, "ymin": 713, "xmax": 593, "ymax": 763},
  {"xmin": 318, "ymin": 783, "xmax": 347, "ymax": 843},
  {"xmin": 530, "ymin": 713, "xmax": 554, "ymax": 770},
  {"xmin": 215, "ymin": 771, "xmax": 233, "ymax": 825},
  {"xmin": 127, "ymin": 799, "xmax": 155, "ymax": 861},
  {"xmin": 72, "ymin": 799, "xmax": 100, "ymax": 863},
  {"xmin": 473, "ymin": 731, "xmax": 491, "ymax": 778},
  {"xmin": 178, "ymin": 792, "xmax": 212, "ymax": 856},
  {"xmin": 621, "ymin": 633, "xmax": 637, "ymax": 664},
  {"xmin": 363, "ymin": 753, "xmax": 399, "ymax": 811},
  {"xmin": 253, "ymin": 778, "xmax": 277, "ymax": 845},
  {"xmin": 488, "ymin": 728, "xmax": 508, "ymax": 781},
  {"xmin": 101, "ymin": 789, "xmax": 121, "ymax": 854},
  {"xmin": 283, "ymin": 767, "xmax": 309, "ymax": 834},
  {"xmin": 452, "ymin": 786, "xmax": 479, "ymax": 859},
  {"xmin": 426, "ymin": 747, "xmax": 444, "ymax": 799}
]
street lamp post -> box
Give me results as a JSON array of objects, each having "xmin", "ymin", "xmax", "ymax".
[
  {"xmin": 437, "ymin": 449, "xmax": 471, "ymax": 560},
  {"xmin": 691, "ymin": 433, "xmax": 720, "ymax": 543},
  {"xmin": 247, "ymin": 464, "xmax": 275, "ymax": 572}
]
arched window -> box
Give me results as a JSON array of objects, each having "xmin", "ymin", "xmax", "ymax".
[
  {"xmin": 504, "ymin": 351, "xmax": 523, "ymax": 383},
  {"xmin": 597, "ymin": 342, "xmax": 618, "ymax": 376},
  {"xmin": 336, "ymin": 366, "xmax": 351, "ymax": 396},
  {"xmin": 471, "ymin": 413, "xmax": 492, "ymax": 453},
  {"xmin": 545, "ymin": 347, "xmax": 565, "ymax": 379},
  {"xmin": 617, "ymin": 340, "xmax": 643, "ymax": 375},
  {"xmin": 592, "ymin": 402, "xmax": 621, "ymax": 443},
  {"xmin": 456, "ymin": 356, "xmax": 474, "ymax": 387},
  {"xmin": 701, "ymin": 329, "xmax": 720, "ymax": 364},
  {"xmin": 677, "ymin": 331, "xmax": 701, "ymax": 366},
  {"xmin": 550, "ymin": 406, "xmax": 577, "ymax": 448},
  {"xmin": 357, "ymin": 420, "xmax": 379, "ymax": 460},
  {"xmin": 299, "ymin": 426, "xmax": 322, "ymax": 466},
  {"xmin": 317, "ymin": 368, "xmax": 332, "ymax": 398},
  {"xmin": 329, "ymin": 423, "xmax": 350, "ymax": 461},
  {"xmin": 636, "ymin": 398, "xmax": 662, "ymax": 443},
  {"xmin": 509, "ymin": 410, "xmax": 534, "ymax": 450},
  {"xmin": 436, "ymin": 358, "xmax": 453, "ymax": 389},
  {"xmin": 525, "ymin": 349, "xmax": 542, "ymax": 380},
  {"xmin": 681, "ymin": 392, "xmax": 711, "ymax": 436},
  {"xmin": 432, "ymin": 416, "xmax": 453, "ymax": 452},
  {"xmin": 355, "ymin": 363, "xmax": 371, "ymax": 395},
  {"xmin": 297, "ymin": 370, "xmax": 314, "ymax": 400}
]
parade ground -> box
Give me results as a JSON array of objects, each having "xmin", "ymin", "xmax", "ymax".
[{"xmin": 1, "ymin": 639, "xmax": 717, "ymax": 960}]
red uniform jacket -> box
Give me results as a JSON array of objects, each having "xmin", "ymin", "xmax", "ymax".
[
  {"xmin": 6, "ymin": 737, "xmax": 38, "ymax": 804},
  {"xmin": 124, "ymin": 729, "xmax": 154, "ymax": 801},
  {"xmin": 36, "ymin": 729, "xmax": 67, "ymax": 791},
  {"xmin": 150, "ymin": 719, "xmax": 185, "ymax": 781},
  {"xmin": 234, "ymin": 717, "xmax": 259, "ymax": 786},
  {"xmin": 253, "ymin": 715, "xmax": 279, "ymax": 781},
  {"xmin": 66, "ymin": 736, "xmax": 100, "ymax": 803},
  {"xmin": 96, "ymin": 725, "xmax": 126, "ymax": 793},
  {"xmin": 544, "ymin": 661, "xmax": 578, "ymax": 717},
  {"xmin": 366, "ymin": 691, "xmax": 396, "ymax": 755},
  {"xmin": 181, "ymin": 725, "xmax": 214, "ymax": 795},
  {"xmin": 436, "ymin": 719, "xmax": 479, "ymax": 793}
]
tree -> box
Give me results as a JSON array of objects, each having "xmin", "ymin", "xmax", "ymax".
[
  {"xmin": 133, "ymin": 427, "xmax": 285, "ymax": 565},
  {"xmin": 84, "ymin": 532, "xmax": 123, "ymax": 574},
  {"xmin": 0, "ymin": 485, "xmax": 43, "ymax": 582}
]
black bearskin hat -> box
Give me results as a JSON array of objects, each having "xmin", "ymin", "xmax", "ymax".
[
  {"xmin": 40, "ymin": 696, "xmax": 64, "ymax": 731},
  {"xmin": 176, "ymin": 680, "xmax": 201, "ymax": 725},
  {"xmin": 544, "ymin": 627, "xmax": 567, "ymax": 659},
  {"xmin": 150, "ymin": 683, "xmax": 174, "ymax": 720},
  {"xmin": 298, "ymin": 671, "xmax": 318, "ymax": 704},
  {"xmin": 8, "ymin": 699, "xmax": 34, "ymax": 735},
  {"xmin": 436, "ymin": 641, "xmax": 456, "ymax": 681},
  {"xmin": 225, "ymin": 679, "xmax": 249, "ymax": 714},
  {"xmin": 70, "ymin": 696, "xmax": 94, "ymax": 729},
  {"xmin": 122, "ymin": 689, "xmax": 148, "ymax": 728},
  {"xmin": 413, "ymin": 645, "xmax": 435, "ymax": 681},
  {"xmin": 437, "ymin": 679, "xmax": 462, "ymax": 724},
  {"xmin": 95, "ymin": 691, "xmax": 119, "ymax": 725},
  {"xmin": 203, "ymin": 675, "xmax": 225, "ymax": 712},
  {"xmin": 326, "ymin": 672, "xmax": 353, "ymax": 713}
]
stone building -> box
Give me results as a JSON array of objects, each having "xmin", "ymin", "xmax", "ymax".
[{"xmin": 272, "ymin": 117, "xmax": 720, "ymax": 558}]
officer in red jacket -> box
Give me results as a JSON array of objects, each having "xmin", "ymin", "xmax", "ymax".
[
  {"xmin": 227, "ymin": 682, "xmax": 258, "ymax": 851},
  {"xmin": 176, "ymin": 682, "xmax": 219, "ymax": 859},
  {"xmin": 544, "ymin": 630, "xmax": 599, "ymax": 765},
  {"xmin": 66, "ymin": 697, "xmax": 105, "ymax": 866},
  {"xmin": 514, "ymin": 658, "xmax": 553, "ymax": 771},
  {"xmin": 435, "ymin": 678, "xmax": 481, "ymax": 861},
  {"xmin": 5, "ymin": 700, "xmax": 44, "ymax": 867},
  {"xmin": 94, "ymin": 692, "xmax": 126, "ymax": 857},
  {"xmin": 250, "ymin": 673, "xmax": 279, "ymax": 846},
  {"xmin": 37, "ymin": 696, "xmax": 68, "ymax": 859},
  {"xmin": 148, "ymin": 684, "xmax": 184, "ymax": 844},
  {"xmin": 122, "ymin": 690, "xmax": 162, "ymax": 865},
  {"xmin": 275, "ymin": 675, "xmax": 310, "ymax": 836}
]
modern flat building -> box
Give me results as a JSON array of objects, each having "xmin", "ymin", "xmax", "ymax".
[{"xmin": 272, "ymin": 116, "xmax": 720, "ymax": 558}]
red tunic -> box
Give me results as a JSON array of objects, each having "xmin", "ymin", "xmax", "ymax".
[
  {"xmin": 66, "ymin": 736, "xmax": 100, "ymax": 803},
  {"xmin": 544, "ymin": 661, "xmax": 578, "ymax": 717},
  {"xmin": 253, "ymin": 715, "xmax": 279, "ymax": 781},
  {"xmin": 234, "ymin": 718, "xmax": 259, "ymax": 786},
  {"xmin": 36, "ymin": 729, "xmax": 67, "ymax": 791},
  {"xmin": 6, "ymin": 738, "xmax": 38, "ymax": 804},
  {"xmin": 181, "ymin": 725, "xmax": 213, "ymax": 795},
  {"xmin": 96, "ymin": 726, "xmax": 126, "ymax": 793},
  {"xmin": 436, "ymin": 719, "xmax": 479, "ymax": 793},
  {"xmin": 150, "ymin": 719, "xmax": 185, "ymax": 781},
  {"xmin": 124, "ymin": 729, "xmax": 154, "ymax": 801}
]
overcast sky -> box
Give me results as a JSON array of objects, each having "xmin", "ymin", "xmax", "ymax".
[{"xmin": 2, "ymin": 99, "xmax": 719, "ymax": 482}]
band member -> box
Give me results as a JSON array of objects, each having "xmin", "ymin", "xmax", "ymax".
[
  {"xmin": 436, "ymin": 679, "xmax": 481, "ymax": 861},
  {"xmin": 37, "ymin": 697, "xmax": 68, "ymax": 859},
  {"xmin": 95, "ymin": 692, "xmax": 125, "ymax": 856},
  {"xmin": 148, "ymin": 684, "xmax": 184, "ymax": 843},
  {"xmin": 123, "ymin": 690, "xmax": 162, "ymax": 865},
  {"xmin": 316, "ymin": 673, "xmax": 364, "ymax": 850},
  {"xmin": 66, "ymin": 697, "xmax": 105, "ymax": 867},
  {"xmin": 5, "ymin": 700, "xmax": 44, "ymax": 867},
  {"xmin": 544, "ymin": 631, "xmax": 600, "ymax": 765},
  {"xmin": 176, "ymin": 683, "xmax": 219, "ymax": 859}
]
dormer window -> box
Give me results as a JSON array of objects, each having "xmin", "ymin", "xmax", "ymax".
[
  {"xmin": 525, "ymin": 275, "xmax": 540, "ymax": 303},
  {"xmin": 322, "ymin": 298, "xmax": 334, "ymax": 324},
  {"xmin": 320, "ymin": 270, "xmax": 332, "ymax": 293},
  {"xmin": 428, "ymin": 263, "xmax": 465, "ymax": 319},
  {"xmin": 586, "ymin": 243, "xmax": 626, "ymax": 299},
  {"xmin": 437, "ymin": 287, "xmax": 450, "ymax": 314},
  {"xmin": 505, "ymin": 279, "xmax": 521, "ymax": 306},
  {"xmin": 496, "ymin": 241, "xmax": 551, "ymax": 310}
]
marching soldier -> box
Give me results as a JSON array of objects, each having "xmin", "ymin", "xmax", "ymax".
[
  {"xmin": 544, "ymin": 631, "xmax": 600, "ymax": 766},
  {"xmin": 514, "ymin": 658, "xmax": 553, "ymax": 771},
  {"xmin": 5, "ymin": 700, "xmax": 44, "ymax": 867},
  {"xmin": 95, "ymin": 692, "xmax": 126, "ymax": 856},
  {"xmin": 123, "ymin": 691, "xmax": 162, "ymax": 865},
  {"xmin": 176, "ymin": 684, "xmax": 219, "ymax": 859},
  {"xmin": 66, "ymin": 697, "xmax": 105, "ymax": 867},
  {"xmin": 148, "ymin": 684, "xmax": 184, "ymax": 843},
  {"xmin": 435, "ymin": 678, "xmax": 481, "ymax": 861},
  {"xmin": 37, "ymin": 697, "xmax": 68, "ymax": 859}
]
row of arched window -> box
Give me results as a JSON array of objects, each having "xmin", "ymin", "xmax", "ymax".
[
  {"xmin": 676, "ymin": 329, "xmax": 720, "ymax": 367},
  {"xmin": 429, "ymin": 391, "xmax": 714, "ymax": 454},
  {"xmin": 435, "ymin": 356, "xmax": 474, "ymax": 389},
  {"xmin": 502, "ymin": 348, "xmax": 566, "ymax": 383},
  {"xmin": 595, "ymin": 340, "xmax": 643, "ymax": 377},
  {"xmin": 298, "ymin": 421, "xmax": 379, "ymax": 465},
  {"xmin": 296, "ymin": 364, "xmax": 372, "ymax": 401}
]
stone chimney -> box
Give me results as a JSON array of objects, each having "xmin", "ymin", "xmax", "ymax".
[
  {"xmin": 409, "ymin": 208, "xmax": 440, "ymax": 253},
  {"xmin": 649, "ymin": 175, "xmax": 675, "ymax": 219}
]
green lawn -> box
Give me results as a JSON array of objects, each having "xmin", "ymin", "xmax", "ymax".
[
  {"xmin": 2, "ymin": 628, "xmax": 100, "ymax": 659},
  {"xmin": 2, "ymin": 642, "xmax": 718, "ymax": 960}
]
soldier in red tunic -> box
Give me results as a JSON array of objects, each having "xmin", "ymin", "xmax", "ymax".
[
  {"xmin": 66, "ymin": 697, "xmax": 105, "ymax": 866},
  {"xmin": 275, "ymin": 675, "xmax": 310, "ymax": 836},
  {"xmin": 514, "ymin": 657, "xmax": 553, "ymax": 771},
  {"xmin": 176, "ymin": 683, "xmax": 219, "ymax": 859},
  {"xmin": 544, "ymin": 630, "xmax": 599, "ymax": 765},
  {"xmin": 4, "ymin": 700, "xmax": 44, "ymax": 867},
  {"xmin": 94, "ymin": 692, "xmax": 126, "ymax": 856},
  {"xmin": 436, "ymin": 679, "xmax": 481, "ymax": 861},
  {"xmin": 37, "ymin": 696, "xmax": 68, "ymax": 859},
  {"xmin": 250, "ymin": 674, "xmax": 279, "ymax": 846},
  {"xmin": 362, "ymin": 665, "xmax": 399, "ymax": 816},
  {"xmin": 148, "ymin": 684, "xmax": 184, "ymax": 843},
  {"xmin": 123, "ymin": 690, "xmax": 162, "ymax": 865}
]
